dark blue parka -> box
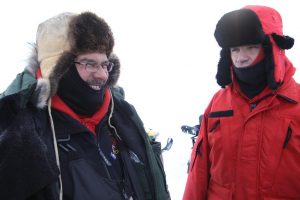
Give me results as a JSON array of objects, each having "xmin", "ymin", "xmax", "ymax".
[{"xmin": 0, "ymin": 48, "xmax": 170, "ymax": 200}]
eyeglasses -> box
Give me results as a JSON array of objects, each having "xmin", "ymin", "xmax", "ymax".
[{"xmin": 74, "ymin": 60, "xmax": 114, "ymax": 73}]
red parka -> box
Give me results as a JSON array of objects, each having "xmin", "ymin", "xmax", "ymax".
[{"xmin": 183, "ymin": 5, "xmax": 300, "ymax": 200}]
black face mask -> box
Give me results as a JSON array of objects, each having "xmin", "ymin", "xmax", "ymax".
[
  {"xmin": 57, "ymin": 66, "xmax": 105, "ymax": 116},
  {"xmin": 233, "ymin": 59, "xmax": 267, "ymax": 99}
]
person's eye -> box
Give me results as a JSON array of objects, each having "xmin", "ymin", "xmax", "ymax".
[
  {"xmin": 86, "ymin": 63, "xmax": 97, "ymax": 68},
  {"xmin": 249, "ymin": 45, "xmax": 260, "ymax": 49},
  {"xmin": 231, "ymin": 48, "xmax": 239, "ymax": 53}
]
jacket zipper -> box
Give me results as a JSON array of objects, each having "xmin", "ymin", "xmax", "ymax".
[
  {"xmin": 283, "ymin": 126, "xmax": 292, "ymax": 148},
  {"xmin": 96, "ymin": 132, "xmax": 112, "ymax": 179},
  {"xmin": 96, "ymin": 95, "xmax": 122, "ymax": 181}
]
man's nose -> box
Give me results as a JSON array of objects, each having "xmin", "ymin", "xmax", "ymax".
[
  {"xmin": 237, "ymin": 50, "xmax": 249, "ymax": 63},
  {"xmin": 93, "ymin": 67, "xmax": 109, "ymax": 79}
]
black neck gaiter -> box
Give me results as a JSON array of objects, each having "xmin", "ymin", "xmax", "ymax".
[
  {"xmin": 233, "ymin": 60, "xmax": 267, "ymax": 99},
  {"xmin": 57, "ymin": 66, "xmax": 105, "ymax": 116}
]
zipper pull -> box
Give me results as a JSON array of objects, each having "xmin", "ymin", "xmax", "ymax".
[
  {"xmin": 250, "ymin": 103, "xmax": 257, "ymax": 111},
  {"xmin": 129, "ymin": 150, "xmax": 143, "ymax": 165}
]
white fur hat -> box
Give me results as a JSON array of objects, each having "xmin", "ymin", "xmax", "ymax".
[{"xmin": 36, "ymin": 12, "xmax": 75, "ymax": 78}]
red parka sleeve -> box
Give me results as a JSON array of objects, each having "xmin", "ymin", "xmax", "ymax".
[{"xmin": 183, "ymin": 104, "xmax": 212, "ymax": 200}]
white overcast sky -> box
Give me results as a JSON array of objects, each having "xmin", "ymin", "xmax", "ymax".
[
  {"xmin": 1, "ymin": 0, "xmax": 299, "ymax": 133},
  {"xmin": 1, "ymin": 1, "xmax": 300, "ymax": 198}
]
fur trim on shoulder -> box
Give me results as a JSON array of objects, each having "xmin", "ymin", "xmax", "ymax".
[
  {"xmin": 31, "ymin": 78, "xmax": 51, "ymax": 108},
  {"xmin": 23, "ymin": 44, "xmax": 51, "ymax": 108},
  {"xmin": 22, "ymin": 44, "xmax": 51, "ymax": 108},
  {"xmin": 25, "ymin": 43, "xmax": 39, "ymax": 77}
]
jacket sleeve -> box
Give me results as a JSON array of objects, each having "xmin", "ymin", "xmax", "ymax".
[
  {"xmin": 0, "ymin": 70, "xmax": 60, "ymax": 199},
  {"xmin": 130, "ymin": 106, "xmax": 171, "ymax": 200},
  {"xmin": 183, "ymin": 103, "xmax": 212, "ymax": 200},
  {"xmin": 111, "ymin": 94, "xmax": 171, "ymax": 200}
]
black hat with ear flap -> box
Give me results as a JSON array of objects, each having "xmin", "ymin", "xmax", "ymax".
[
  {"xmin": 214, "ymin": 9, "xmax": 266, "ymax": 87},
  {"xmin": 271, "ymin": 33, "xmax": 294, "ymax": 50},
  {"xmin": 214, "ymin": 6, "xmax": 295, "ymax": 90}
]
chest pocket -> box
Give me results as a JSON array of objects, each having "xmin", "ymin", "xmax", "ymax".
[
  {"xmin": 57, "ymin": 135, "xmax": 131, "ymax": 200},
  {"xmin": 207, "ymin": 110, "xmax": 234, "ymax": 184},
  {"xmin": 69, "ymin": 159, "xmax": 125, "ymax": 200},
  {"xmin": 260, "ymin": 117, "xmax": 300, "ymax": 198},
  {"xmin": 207, "ymin": 110, "xmax": 233, "ymax": 146}
]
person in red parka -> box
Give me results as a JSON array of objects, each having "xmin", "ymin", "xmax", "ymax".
[{"xmin": 183, "ymin": 5, "xmax": 300, "ymax": 200}]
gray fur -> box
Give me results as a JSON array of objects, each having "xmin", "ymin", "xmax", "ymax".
[
  {"xmin": 33, "ymin": 78, "xmax": 51, "ymax": 109},
  {"xmin": 107, "ymin": 53, "xmax": 120, "ymax": 86},
  {"xmin": 25, "ymin": 45, "xmax": 51, "ymax": 108},
  {"xmin": 24, "ymin": 43, "xmax": 39, "ymax": 77}
]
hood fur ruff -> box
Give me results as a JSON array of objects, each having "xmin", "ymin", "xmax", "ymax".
[
  {"xmin": 25, "ymin": 44, "xmax": 120, "ymax": 109},
  {"xmin": 25, "ymin": 12, "xmax": 120, "ymax": 108}
]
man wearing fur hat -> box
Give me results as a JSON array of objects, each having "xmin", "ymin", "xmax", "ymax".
[
  {"xmin": 0, "ymin": 12, "xmax": 170, "ymax": 200},
  {"xmin": 183, "ymin": 5, "xmax": 300, "ymax": 200}
]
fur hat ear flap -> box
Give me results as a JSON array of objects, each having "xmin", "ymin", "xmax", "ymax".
[
  {"xmin": 216, "ymin": 48, "xmax": 232, "ymax": 88},
  {"xmin": 49, "ymin": 52, "xmax": 76, "ymax": 97},
  {"xmin": 271, "ymin": 33, "xmax": 294, "ymax": 49}
]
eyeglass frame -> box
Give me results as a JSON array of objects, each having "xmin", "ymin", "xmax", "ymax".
[{"xmin": 74, "ymin": 60, "xmax": 114, "ymax": 73}]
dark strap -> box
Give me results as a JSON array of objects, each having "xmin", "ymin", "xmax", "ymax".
[{"xmin": 119, "ymin": 145, "xmax": 145, "ymax": 200}]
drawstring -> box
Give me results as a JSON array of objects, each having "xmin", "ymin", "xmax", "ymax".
[
  {"xmin": 108, "ymin": 89, "xmax": 122, "ymax": 141},
  {"xmin": 48, "ymin": 99, "xmax": 63, "ymax": 200}
]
